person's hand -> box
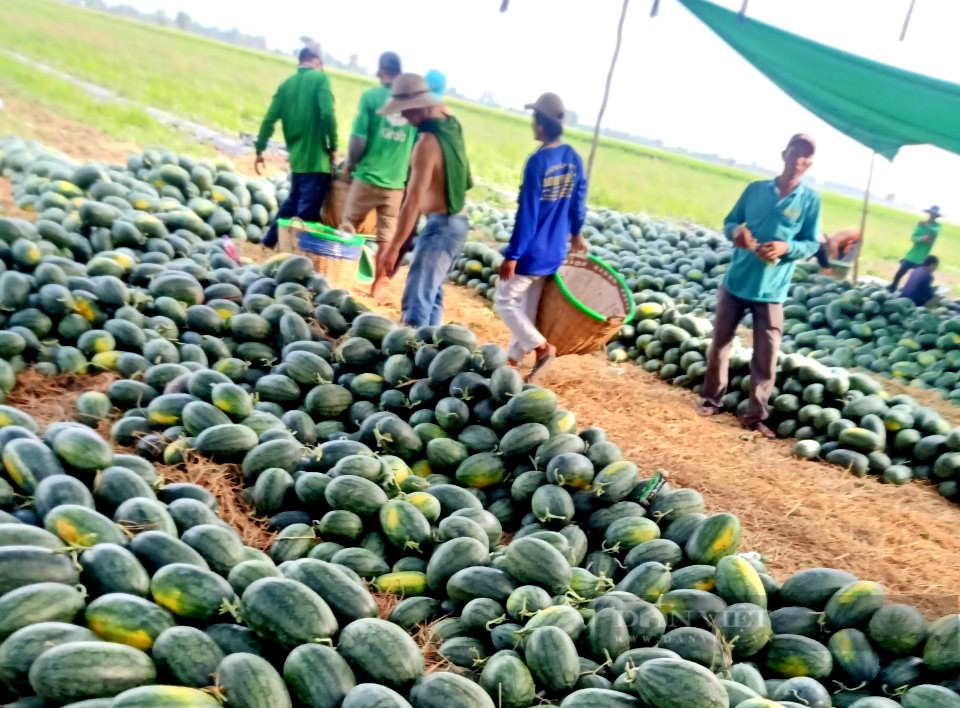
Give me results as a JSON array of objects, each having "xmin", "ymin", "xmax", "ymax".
[
  {"xmin": 330, "ymin": 151, "xmax": 340, "ymax": 168},
  {"xmin": 342, "ymin": 167, "xmax": 353, "ymax": 183},
  {"xmin": 570, "ymin": 234, "xmax": 588, "ymax": 253},
  {"xmin": 732, "ymin": 224, "xmax": 755, "ymax": 249},
  {"xmin": 254, "ymin": 154, "xmax": 265, "ymax": 176},
  {"xmin": 499, "ymin": 259, "xmax": 517, "ymax": 282},
  {"xmin": 756, "ymin": 240, "xmax": 789, "ymax": 260}
]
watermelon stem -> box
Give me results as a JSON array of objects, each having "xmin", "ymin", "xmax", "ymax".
[
  {"xmin": 220, "ymin": 597, "xmax": 242, "ymax": 622},
  {"xmin": 484, "ymin": 614, "xmax": 507, "ymax": 631}
]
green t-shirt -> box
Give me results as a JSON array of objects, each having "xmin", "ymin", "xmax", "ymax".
[
  {"xmin": 351, "ymin": 85, "xmax": 417, "ymax": 190},
  {"xmin": 904, "ymin": 221, "xmax": 940, "ymax": 264}
]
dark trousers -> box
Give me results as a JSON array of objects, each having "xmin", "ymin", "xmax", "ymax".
[
  {"xmin": 263, "ymin": 172, "xmax": 331, "ymax": 247},
  {"xmin": 888, "ymin": 259, "xmax": 918, "ymax": 292},
  {"xmin": 702, "ymin": 287, "xmax": 784, "ymax": 427}
]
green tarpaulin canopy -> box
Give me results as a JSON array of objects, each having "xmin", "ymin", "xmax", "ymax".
[{"xmin": 678, "ymin": 0, "xmax": 960, "ymax": 161}]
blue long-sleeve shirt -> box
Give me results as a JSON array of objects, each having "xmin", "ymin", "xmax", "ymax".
[
  {"xmin": 722, "ymin": 179, "xmax": 821, "ymax": 303},
  {"xmin": 503, "ymin": 144, "xmax": 588, "ymax": 276}
]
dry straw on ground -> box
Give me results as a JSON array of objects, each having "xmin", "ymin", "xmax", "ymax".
[
  {"xmin": 154, "ymin": 452, "xmax": 276, "ymax": 551},
  {"xmin": 6, "ymin": 369, "xmax": 118, "ymax": 429}
]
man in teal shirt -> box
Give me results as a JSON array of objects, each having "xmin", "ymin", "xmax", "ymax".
[
  {"xmin": 888, "ymin": 205, "xmax": 942, "ymax": 291},
  {"xmin": 698, "ymin": 133, "xmax": 821, "ymax": 438},
  {"xmin": 255, "ymin": 47, "xmax": 338, "ymax": 249},
  {"xmin": 342, "ymin": 52, "xmax": 417, "ymax": 245}
]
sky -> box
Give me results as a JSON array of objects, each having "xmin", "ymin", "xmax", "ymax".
[{"xmin": 118, "ymin": 0, "xmax": 960, "ymax": 217}]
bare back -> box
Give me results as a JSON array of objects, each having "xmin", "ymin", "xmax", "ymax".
[{"xmin": 408, "ymin": 132, "xmax": 449, "ymax": 215}]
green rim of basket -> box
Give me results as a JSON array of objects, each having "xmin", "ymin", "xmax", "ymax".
[
  {"xmin": 552, "ymin": 254, "xmax": 636, "ymax": 324},
  {"xmin": 276, "ymin": 219, "xmax": 365, "ymax": 247}
]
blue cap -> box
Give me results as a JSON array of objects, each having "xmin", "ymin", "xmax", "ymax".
[{"xmin": 425, "ymin": 69, "xmax": 446, "ymax": 99}]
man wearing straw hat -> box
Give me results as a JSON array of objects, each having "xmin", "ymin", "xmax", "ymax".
[
  {"xmin": 888, "ymin": 205, "xmax": 943, "ymax": 292},
  {"xmin": 371, "ymin": 73, "xmax": 472, "ymax": 328},
  {"xmin": 341, "ymin": 52, "xmax": 417, "ymax": 246},
  {"xmin": 494, "ymin": 92, "xmax": 588, "ymax": 383},
  {"xmin": 254, "ymin": 46, "xmax": 338, "ymax": 249},
  {"xmin": 697, "ymin": 133, "xmax": 821, "ymax": 439}
]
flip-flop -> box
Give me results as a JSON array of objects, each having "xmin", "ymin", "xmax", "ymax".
[{"xmin": 524, "ymin": 351, "xmax": 556, "ymax": 384}]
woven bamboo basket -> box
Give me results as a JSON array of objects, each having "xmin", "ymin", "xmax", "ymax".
[
  {"xmin": 322, "ymin": 178, "xmax": 378, "ymax": 235},
  {"xmin": 536, "ymin": 254, "xmax": 635, "ymax": 356},
  {"xmin": 278, "ymin": 218, "xmax": 365, "ymax": 289}
]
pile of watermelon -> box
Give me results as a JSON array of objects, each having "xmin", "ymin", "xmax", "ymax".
[
  {"xmin": 451, "ymin": 235, "xmax": 960, "ymax": 500},
  {"xmin": 0, "ymin": 137, "xmax": 958, "ymax": 707}
]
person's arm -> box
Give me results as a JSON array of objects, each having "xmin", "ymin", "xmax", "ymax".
[
  {"xmin": 254, "ymin": 87, "xmax": 283, "ymax": 164},
  {"xmin": 502, "ymin": 157, "xmax": 543, "ymax": 264},
  {"xmin": 345, "ymin": 93, "xmax": 371, "ymax": 176},
  {"xmin": 783, "ymin": 194, "xmax": 822, "ymax": 261},
  {"xmin": 346, "ymin": 137, "xmax": 367, "ymax": 177},
  {"xmin": 569, "ymin": 157, "xmax": 588, "ymax": 249},
  {"xmin": 317, "ymin": 74, "xmax": 338, "ymax": 162},
  {"xmin": 723, "ymin": 186, "xmax": 751, "ymax": 244},
  {"xmin": 381, "ymin": 134, "xmax": 440, "ymax": 275}
]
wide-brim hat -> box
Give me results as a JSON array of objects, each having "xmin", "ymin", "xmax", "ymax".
[
  {"xmin": 925, "ymin": 205, "xmax": 943, "ymax": 217},
  {"xmin": 379, "ymin": 73, "xmax": 440, "ymax": 115}
]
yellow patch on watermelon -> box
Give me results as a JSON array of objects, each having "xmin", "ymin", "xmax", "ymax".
[
  {"xmin": 149, "ymin": 412, "xmax": 179, "ymax": 426},
  {"xmin": 134, "ymin": 199, "xmax": 150, "ymax": 210},
  {"xmin": 53, "ymin": 518, "xmax": 96, "ymax": 547},
  {"xmin": 375, "ymin": 571, "xmax": 428, "ymax": 596},
  {"xmin": 411, "ymin": 460, "xmax": 432, "ymax": 477},
  {"xmin": 214, "ymin": 308, "xmax": 233, "ymax": 320},
  {"xmin": 769, "ymin": 657, "xmax": 813, "ymax": 678},
  {"xmin": 3, "ymin": 453, "xmax": 24, "ymax": 487},
  {"xmin": 88, "ymin": 618, "xmax": 155, "ymax": 650},
  {"xmin": 382, "ymin": 504, "xmax": 401, "ymax": 531},
  {"xmin": 834, "ymin": 581, "xmax": 877, "ymax": 604},
  {"xmin": 74, "ymin": 300, "xmax": 95, "ymax": 322},
  {"xmin": 0, "ymin": 412, "xmax": 12, "ymax": 427},
  {"xmin": 153, "ymin": 588, "xmax": 184, "ymax": 615},
  {"xmin": 709, "ymin": 526, "xmax": 738, "ymax": 556},
  {"xmin": 91, "ymin": 351, "xmax": 120, "ymax": 371}
]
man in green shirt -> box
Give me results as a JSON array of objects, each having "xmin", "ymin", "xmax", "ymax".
[
  {"xmin": 254, "ymin": 47, "xmax": 338, "ymax": 249},
  {"xmin": 342, "ymin": 52, "xmax": 417, "ymax": 245},
  {"xmin": 888, "ymin": 205, "xmax": 942, "ymax": 292}
]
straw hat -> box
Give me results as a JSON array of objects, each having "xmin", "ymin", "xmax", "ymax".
[
  {"xmin": 379, "ymin": 73, "xmax": 440, "ymax": 115},
  {"xmin": 925, "ymin": 205, "xmax": 943, "ymax": 218}
]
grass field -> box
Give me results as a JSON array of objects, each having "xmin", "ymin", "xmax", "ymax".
[{"xmin": 1, "ymin": 0, "xmax": 958, "ymax": 285}]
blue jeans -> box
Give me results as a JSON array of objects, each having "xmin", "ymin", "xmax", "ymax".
[
  {"xmin": 401, "ymin": 214, "xmax": 468, "ymax": 327},
  {"xmin": 263, "ymin": 172, "xmax": 331, "ymax": 247}
]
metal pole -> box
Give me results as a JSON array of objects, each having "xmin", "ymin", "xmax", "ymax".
[
  {"xmin": 853, "ymin": 151, "xmax": 877, "ymax": 282},
  {"xmin": 586, "ymin": 0, "xmax": 630, "ymax": 189},
  {"xmin": 900, "ymin": 0, "xmax": 917, "ymax": 41}
]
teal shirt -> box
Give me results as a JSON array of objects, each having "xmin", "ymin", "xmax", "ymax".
[
  {"xmin": 722, "ymin": 179, "xmax": 821, "ymax": 303},
  {"xmin": 351, "ymin": 85, "xmax": 417, "ymax": 190}
]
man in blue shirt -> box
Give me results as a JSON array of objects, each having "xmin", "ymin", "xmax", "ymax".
[
  {"xmin": 494, "ymin": 93, "xmax": 588, "ymax": 383},
  {"xmin": 697, "ymin": 134, "xmax": 821, "ymax": 438},
  {"xmin": 899, "ymin": 255, "xmax": 938, "ymax": 307}
]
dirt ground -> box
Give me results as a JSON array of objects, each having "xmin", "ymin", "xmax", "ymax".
[{"xmin": 2, "ymin": 101, "xmax": 959, "ymax": 616}]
